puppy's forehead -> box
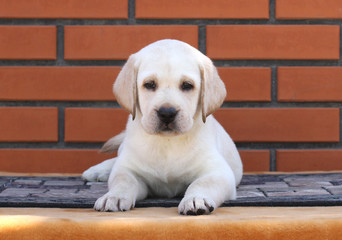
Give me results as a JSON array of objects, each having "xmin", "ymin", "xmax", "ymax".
[{"xmin": 137, "ymin": 47, "xmax": 200, "ymax": 82}]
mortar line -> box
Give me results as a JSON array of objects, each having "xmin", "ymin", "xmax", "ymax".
[
  {"xmin": 269, "ymin": 0, "xmax": 276, "ymax": 24},
  {"xmin": 128, "ymin": 0, "xmax": 136, "ymax": 25},
  {"xmin": 270, "ymin": 149, "xmax": 276, "ymax": 171},
  {"xmin": 56, "ymin": 25, "xmax": 64, "ymax": 66},
  {"xmin": 270, "ymin": 65, "xmax": 277, "ymax": 105},
  {"xmin": 58, "ymin": 107, "xmax": 66, "ymax": 147},
  {"xmin": 198, "ymin": 25, "xmax": 206, "ymax": 54}
]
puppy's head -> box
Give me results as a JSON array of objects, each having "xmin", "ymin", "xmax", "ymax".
[{"xmin": 114, "ymin": 39, "xmax": 226, "ymax": 135}]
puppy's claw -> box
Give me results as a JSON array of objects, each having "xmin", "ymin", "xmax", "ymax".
[
  {"xmin": 178, "ymin": 196, "xmax": 216, "ymax": 215},
  {"xmin": 94, "ymin": 192, "xmax": 135, "ymax": 212}
]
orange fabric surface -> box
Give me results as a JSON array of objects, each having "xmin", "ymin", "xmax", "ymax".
[{"xmin": 1, "ymin": 207, "xmax": 342, "ymax": 240}]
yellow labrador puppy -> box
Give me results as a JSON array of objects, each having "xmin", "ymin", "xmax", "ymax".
[{"xmin": 82, "ymin": 39, "xmax": 243, "ymax": 215}]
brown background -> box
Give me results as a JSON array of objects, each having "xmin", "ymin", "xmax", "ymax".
[{"xmin": 0, "ymin": 0, "xmax": 342, "ymax": 173}]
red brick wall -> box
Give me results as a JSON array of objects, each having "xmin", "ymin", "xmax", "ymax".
[{"xmin": 0, "ymin": 0, "xmax": 341, "ymax": 173}]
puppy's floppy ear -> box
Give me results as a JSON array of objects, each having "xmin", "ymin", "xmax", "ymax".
[
  {"xmin": 113, "ymin": 54, "xmax": 138, "ymax": 120},
  {"xmin": 200, "ymin": 57, "xmax": 226, "ymax": 123}
]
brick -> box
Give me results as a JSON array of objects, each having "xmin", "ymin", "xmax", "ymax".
[
  {"xmin": 296, "ymin": 189, "xmax": 331, "ymax": 196},
  {"xmin": 88, "ymin": 182, "xmax": 108, "ymax": 191},
  {"xmin": 236, "ymin": 191, "xmax": 265, "ymax": 199},
  {"xmin": 238, "ymin": 182, "xmax": 289, "ymax": 191},
  {"xmin": 239, "ymin": 150, "xmax": 270, "ymax": 172},
  {"xmin": 44, "ymin": 180, "xmax": 84, "ymax": 186},
  {"xmin": 0, "ymin": 149, "xmax": 115, "ymax": 173},
  {"xmin": 264, "ymin": 190, "xmax": 294, "ymax": 197},
  {"xmin": 0, "ymin": 26, "xmax": 56, "ymax": 60},
  {"xmin": 76, "ymin": 189, "xmax": 105, "ymax": 199},
  {"xmin": 214, "ymin": 108, "xmax": 339, "ymax": 142},
  {"xmin": 67, "ymin": 108, "xmax": 340, "ymax": 143},
  {"xmin": 32, "ymin": 189, "xmax": 77, "ymax": 198},
  {"xmin": 0, "ymin": 66, "xmax": 268, "ymax": 103},
  {"xmin": 65, "ymin": 108, "xmax": 129, "ymax": 142},
  {"xmin": 206, "ymin": 25, "xmax": 340, "ymax": 60},
  {"xmin": 65, "ymin": 25, "xmax": 198, "ymax": 60},
  {"xmin": 276, "ymin": 0, "xmax": 342, "ymax": 19},
  {"xmin": 286, "ymin": 181, "xmax": 332, "ymax": 187},
  {"xmin": 266, "ymin": 190, "xmax": 330, "ymax": 197},
  {"xmin": 0, "ymin": 67, "xmax": 119, "ymax": 101},
  {"xmin": 326, "ymin": 186, "xmax": 342, "ymax": 195},
  {"xmin": 278, "ymin": 67, "xmax": 342, "ymax": 102},
  {"xmin": 65, "ymin": 108, "xmax": 339, "ymax": 144},
  {"xmin": 0, "ymin": 0, "xmax": 128, "ymax": 19},
  {"xmin": 136, "ymin": 0, "xmax": 269, "ymax": 19},
  {"xmin": 218, "ymin": 67, "xmax": 271, "ymax": 102},
  {"xmin": 283, "ymin": 175, "xmax": 342, "ymax": 182},
  {"xmin": 0, "ymin": 188, "xmax": 45, "ymax": 197},
  {"xmin": 277, "ymin": 150, "xmax": 342, "ymax": 172},
  {"xmin": 13, "ymin": 179, "xmax": 42, "ymax": 185},
  {"xmin": 0, "ymin": 107, "xmax": 58, "ymax": 142}
]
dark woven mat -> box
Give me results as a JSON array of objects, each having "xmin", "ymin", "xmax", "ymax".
[{"xmin": 1, "ymin": 173, "xmax": 342, "ymax": 208}]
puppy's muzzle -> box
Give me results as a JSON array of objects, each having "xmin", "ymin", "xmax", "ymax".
[{"xmin": 157, "ymin": 107, "xmax": 178, "ymax": 124}]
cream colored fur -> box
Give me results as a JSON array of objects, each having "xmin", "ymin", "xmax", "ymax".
[{"xmin": 82, "ymin": 39, "xmax": 243, "ymax": 215}]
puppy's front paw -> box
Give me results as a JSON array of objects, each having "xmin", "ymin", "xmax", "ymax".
[
  {"xmin": 82, "ymin": 166, "xmax": 110, "ymax": 182},
  {"xmin": 178, "ymin": 196, "xmax": 216, "ymax": 215},
  {"xmin": 94, "ymin": 192, "xmax": 135, "ymax": 212}
]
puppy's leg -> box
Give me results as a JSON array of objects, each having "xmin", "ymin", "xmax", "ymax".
[
  {"xmin": 82, "ymin": 158, "xmax": 116, "ymax": 182},
  {"xmin": 94, "ymin": 167, "xmax": 148, "ymax": 212},
  {"xmin": 178, "ymin": 167, "xmax": 236, "ymax": 215}
]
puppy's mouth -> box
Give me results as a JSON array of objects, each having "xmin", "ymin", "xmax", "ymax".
[{"xmin": 158, "ymin": 122, "xmax": 179, "ymax": 134}]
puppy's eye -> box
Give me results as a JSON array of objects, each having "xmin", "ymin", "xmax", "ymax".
[
  {"xmin": 181, "ymin": 81, "xmax": 194, "ymax": 91},
  {"xmin": 144, "ymin": 81, "xmax": 157, "ymax": 91}
]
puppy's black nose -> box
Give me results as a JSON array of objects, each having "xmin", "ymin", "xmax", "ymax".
[{"xmin": 157, "ymin": 107, "xmax": 178, "ymax": 124}]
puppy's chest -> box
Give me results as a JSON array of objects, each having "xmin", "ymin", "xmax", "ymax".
[
  {"xmin": 137, "ymin": 160, "xmax": 195, "ymax": 184},
  {"xmin": 133, "ymin": 152, "xmax": 198, "ymax": 198},
  {"xmin": 139, "ymin": 170, "xmax": 191, "ymax": 198},
  {"xmin": 126, "ymin": 135, "xmax": 202, "ymax": 197},
  {"xmin": 136, "ymin": 146, "xmax": 200, "ymax": 181}
]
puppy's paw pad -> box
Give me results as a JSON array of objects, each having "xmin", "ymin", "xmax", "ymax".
[
  {"xmin": 178, "ymin": 197, "xmax": 216, "ymax": 215},
  {"xmin": 94, "ymin": 193, "xmax": 134, "ymax": 212}
]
